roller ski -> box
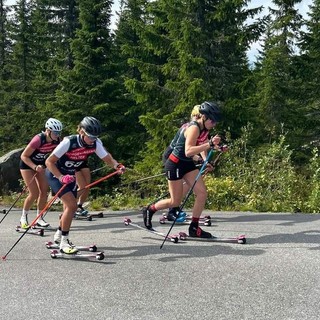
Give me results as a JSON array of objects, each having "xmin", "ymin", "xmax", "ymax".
[
  {"xmin": 50, "ymin": 238, "xmax": 105, "ymax": 260},
  {"xmin": 159, "ymin": 216, "xmax": 211, "ymax": 226},
  {"xmin": 15, "ymin": 226, "xmax": 44, "ymax": 236},
  {"xmin": 160, "ymin": 210, "xmax": 211, "ymax": 226},
  {"xmin": 33, "ymin": 217, "xmax": 56, "ymax": 231},
  {"xmin": 163, "ymin": 213, "xmax": 212, "ymax": 222},
  {"xmin": 50, "ymin": 249, "xmax": 105, "ymax": 260},
  {"xmin": 73, "ymin": 207, "xmax": 104, "ymax": 220},
  {"xmin": 45, "ymin": 241, "xmax": 98, "ymax": 252},
  {"xmin": 123, "ymin": 217, "xmax": 179, "ymax": 243},
  {"xmin": 178, "ymin": 231, "xmax": 246, "ymax": 244}
]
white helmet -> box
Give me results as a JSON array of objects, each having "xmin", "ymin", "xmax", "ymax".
[{"xmin": 45, "ymin": 118, "xmax": 63, "ymax": 131}]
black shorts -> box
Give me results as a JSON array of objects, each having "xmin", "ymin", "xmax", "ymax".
[
  {"xmin": 75, "ymin": 161, "xmax": 89, "ymax": 172},
  {"xmin": 164, "ymin": 157, "xmax": 197, "ymax": 181},
  {"xmin": 19, "ymin": 160, "xmax": 44, "ymax": 170}
]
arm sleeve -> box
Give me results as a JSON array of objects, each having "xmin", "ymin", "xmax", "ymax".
[
  {"xmin": 28, "ymin": 135, "xmax": 42, "ymax": 149},
  {"xmin": 95, "ymin": 139, "xmax": 109, "ymax": 159},
  {"xmin": 52, "ymin": 138, "xmax": 71, "ymax": 158}
]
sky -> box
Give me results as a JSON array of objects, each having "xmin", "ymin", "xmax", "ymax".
[{"xmin": 5, "ymin": 0, "xmax": 314, "ymax": 62}]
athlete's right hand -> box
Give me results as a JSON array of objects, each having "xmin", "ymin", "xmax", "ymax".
[{"xmin": 59, "ymin": 175, "xmax": 75, "ymax": 184}]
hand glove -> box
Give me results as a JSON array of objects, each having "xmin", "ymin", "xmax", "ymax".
[
  {"xmin": 209, "ymin": 135, "xmax": 221, "ymax": 149},
  {"xmin": 116, "ymin": 163, "xmax": 126, "ymax": 174},
  {"xmin": 59, "ymin": 174, "xmax": 75, "ymax": 184},
  {"xmin": 218, "ymin": 144, "xmax": 228, "ymax": 152}
]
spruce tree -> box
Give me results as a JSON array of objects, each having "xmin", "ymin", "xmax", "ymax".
[
  {"xmin": 117, "ymin": 0, "xmax": 265, "ymax": 172},
  {"xmin": 253, "ymin": 0, "xmax": 304, "ymax": 147}
]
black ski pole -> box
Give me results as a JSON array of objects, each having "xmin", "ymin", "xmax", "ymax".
[
  {"xmin": 1, "ymin": 183, "xmax": 67, "ymax": 261},
  {"xmin": 0, "ymin": 173, "xmax": 37, "ymax": 226},
  {"xmin": 160, "ymin": 149, "xmax": 215, "ymax": 249}
]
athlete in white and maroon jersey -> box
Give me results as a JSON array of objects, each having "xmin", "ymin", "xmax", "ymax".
[{"xmin": 45, "ymin": 116, "xmax": 125, "ymax": 254}]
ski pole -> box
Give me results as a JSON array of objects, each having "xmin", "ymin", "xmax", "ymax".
[
  {"xmin": 75, "ymin": 165, "xmax": 111, "ymax": 198},
  {"xmin": 160, "ymin": 149, "xmax": 215, "ymax": 249},
  {"xmin": 47, "ymin": 169, "xmax": 122, "ymax": 218},
  {"xmin": 90, "ymin": 165, "xmax": 108, "ymax": 174},
  {"xmin": 76, "ymin": 169, "xmax": 122, "ymax": 193},
  {"xmin": 0, "ymin": 173, "xmax": 37, "ymax": 226},
  {"xmin": 1, "ymin": 183, "xmax": 67, "ymax": 261}
]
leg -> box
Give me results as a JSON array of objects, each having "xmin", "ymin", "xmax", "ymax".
[
  {"xmin": 20, "ymin": 169, "xmax": 39, "ymax": 227},
  {"xmin": 183, "ymin": 171, "xmax": 211, "ymax": 238},
  {"xmin": 183, "ymin": 172, "xmax": 207, "ymax": 218},
  {"xmin": 143, "ymin": 179, "xmax": 184, "ymax": 229},
  {"xmin": 75, "ymin": 168, "xmax": 91, "ymax": 215},
  {"xmin": 45, "ymin": 169, "xmax": 78, "ymax": 253},
  {"xmin": 35, "ymin": 172, "xmax": 50, "ymax": 227},
  {"xmin": 58, "ymin": 191, "xmax": 78, "ymax": 254},
  {"xmin": 167, "ymin": 180, "xmax": 189, "ymax": 221}
]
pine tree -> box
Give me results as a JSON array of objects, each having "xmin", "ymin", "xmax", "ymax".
[
  {"xmin": 298, "ymin": 0, "xmax": 320, "ymax": 146},
  {"xmin": 117, "ymin": 0, "xmax": 265, "ymax": 172},
  {"xmin": 252, "ymin": 0, "xmax": 304, "ymax": 147}
]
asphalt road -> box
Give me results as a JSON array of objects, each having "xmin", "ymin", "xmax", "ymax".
[{"xmin": 0, "ymin": 207, "xmax": 320, "ymax": 320}]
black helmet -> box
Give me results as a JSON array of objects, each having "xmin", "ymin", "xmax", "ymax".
[
  {"xmin": 199, "ymin": 101, "xmax": 222, "ymax": 122},
  {"xmin": 80, "ymin": 116, "xmax": 102, "ymax": 136}
]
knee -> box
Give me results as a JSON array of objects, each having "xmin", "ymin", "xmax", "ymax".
[
  {"xmin": 28, "ymin": 191, "xmax": 39, "ymax": 200},
  {"xmin": 38, "ymin": 190, "xmax": 47, "ymax": 199},
  {"xmin": 195, "ymin": 189, "xmax": 207, "ymax": 201},
  {"xmin": 68, "ymin": 203, "xmax": 78, "ymax": 213}
]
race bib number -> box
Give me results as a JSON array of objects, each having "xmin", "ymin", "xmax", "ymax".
[{"xmin": 64, "ymin": 160, "xmax": 83, "ymax": 168}]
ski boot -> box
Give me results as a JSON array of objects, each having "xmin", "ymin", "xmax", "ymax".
[
  {"xmin": 20, "ymin": 216, "xmax": 29, "ymax": 229},
  {"xmin": 188, "ymin": 224, "xmax": 212, "ymax": 238},
  {"xmin": 36, "ymin": 217, "xmax": 50, "ymax": 228},
  {"xmin": 166, "ymin": 208, "xmax": 187, "ymax": 222},
  {"xmin": 142, "ymin": 206, "xmax": 154, "ymax": 230},
  {"xmin": 74, "ymin": 205, "xmax": 89, "ymax": 217},
  {"xmin": 59, "ymin": 238, "xmax": 78, "ymax": 255}
]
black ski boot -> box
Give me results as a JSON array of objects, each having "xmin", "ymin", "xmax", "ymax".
[
  {"xmin": 189, "ymin": 224, "xmax": 212, "ymax": 238},
  {"xmin": 142, "ymin": 206, "xmax": 154, "ymax": 230}
]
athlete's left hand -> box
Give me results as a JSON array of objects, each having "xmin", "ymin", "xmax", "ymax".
[{"xmin": 116, "ymin": 163, "xmax": 126, "ymax": 174}]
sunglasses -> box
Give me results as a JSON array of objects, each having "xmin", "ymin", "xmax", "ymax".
[
  {"xmin": 83, "ymin": 130, "xmax": 98, "ymax": 141},
  {"xmin": 52, "ymin": 131, "xmax": 61, "ymax": 136},
  {"xmin": 206, "ymin": 118, "xmax": 216, "ymax": 125}
]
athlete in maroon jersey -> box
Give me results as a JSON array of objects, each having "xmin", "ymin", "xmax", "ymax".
[
  {"xmin": 45, "ymin": 116, "xmax": 125, "ymax": 254},
  {"xmin": 19, "ymin": 118, "xmax": 63, "ymax": 228}
]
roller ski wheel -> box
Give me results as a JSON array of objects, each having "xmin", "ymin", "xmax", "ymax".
[
  {"xmin": 169, "ymin": 236, "xmax": 179, "ymax": 243},
  {"xmin": 96, "ymin": 252, "xmax": 105, "ymax": 260},
  {"xmin": 237, "ymin": 236, "xmax": 246, "ymax": 244},
  {"xmin": 124, "ymin": 217, "xmax": 132, "ymax": 226},
  {"xmin": 50, "ymin": 249, "xmax": 59, "ymax": 259},
  {"xmin": 159, "ymin": 217, "xmax": 166, "ymax": 224},
  {"xmin": 86, "ymin": 216, "xmax": 93, "ymax": 221}
]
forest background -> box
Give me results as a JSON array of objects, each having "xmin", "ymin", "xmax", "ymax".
[{"xmin": 0, "ymin": 0, "xmax": 320, "ymax": 213}]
